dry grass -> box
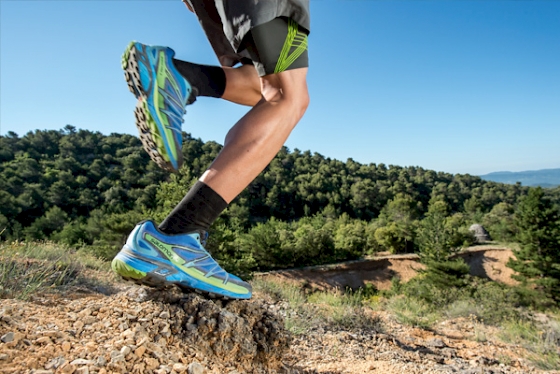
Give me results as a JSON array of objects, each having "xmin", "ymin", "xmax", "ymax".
[
  {"xmin": 253, "ymin": 279, "xmax": 382, "ymax": 334},
  {"xmin": 0, "ymin": 240, "xmax": 115, "ymax": 300},
  {"xmin": 499, "ymin": 317, "xmax": 560, "ymax": 371}
]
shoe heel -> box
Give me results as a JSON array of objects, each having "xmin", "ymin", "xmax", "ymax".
[
  {"xmin": 111, "ymin": 256, "xmax": 147, "ymax": 280},
  {"xmin": 112, "ymin": 254, "xmax": 174, "ymax": 289}
]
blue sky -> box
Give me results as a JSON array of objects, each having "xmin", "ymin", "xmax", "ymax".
[{"xmin": 1, "ymin": 0, "xmax": 559, "ymax": 175}]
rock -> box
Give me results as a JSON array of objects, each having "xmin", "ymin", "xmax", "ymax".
[
  {"xmin": 173, "ymin": 363, "xmax": 188, "ymax": 373},
  {"xmin": 60, "ymin": 363, "xmax": 76, "ymax": 374},
  {"xmin": 61, "ymin": 341, "xmax": 72, "ymax": 352},
  {"xmin": 0, "ymin": 353, "xmax": 9, "ymax": 360},
  {"xmin": 134, "ymin": 345, "xmax": 146, "ymax": 358},
  {"xmin": 121, "ymin": 329, "xmax": 135, "ymax": 339},
  {"xmin": 441, "ymin": 348, "xmax": 457, "ymax": 358},
  {"xmin": 120, "ymin": 345, "xmax": 131, "ymax": 356},
  {"xmin": 187, "ymin": 362, "xmax": 205, "ymax": 374},
  {"xmin": 1, "ymin": 332, "xmax": 15, "ymax": 343},
  {"xmin": 45, "ymin": 356, "xmax": 66, "ymax": 370},
  {"xmin": 110, "ymin": 350, "xmax": 125, "ymax": 363},
  {"xmin": 469, "ymin": 224, "xmax": 491, "ymax": 242},
  {"xmin": 155, "ymin": 367, "xmax": 169, "ymax": 374},
  {"xmin": 83, "ymin": 316, "xmax": 97, "ymax": 325},
  {"xmin": 425, "ymin": 338, "xmax": 446, "ymax": 348},
  {"xmin": 42, "ymin": 330, "xmax": 64, "ymax": 338},
  {"xmin": 70, "ymin": 359, "xmax": 94, "ymax": 365},
  {"xmin": 377, "ymin": 333, "xmax": 389, "ymax": 341},
  {"xmin": 145, "ymin": 357, "xmax": 159, "ymax": 370},
  {"xmin": 96, "ymin": 355, "xmax": 107, "ymax": 367},
  {"xmin": 36, "ymin": 336, "xmax": 52, "ymax": 344},
  {"xmin": 427, "ymin": 354, "xmax": 444, "ymax": 364},
  {"xmin": 125, "ymin": 286, "xmax": 149, "ymax": 302}
]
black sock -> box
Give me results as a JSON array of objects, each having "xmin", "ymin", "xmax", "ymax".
[
  {"xmin": 158, "ymin": 181, "xmax": 228, "ymax": 235},
  {"xmin": 173, "ymin": 59, "xmax": 226, "ymax": 99}
]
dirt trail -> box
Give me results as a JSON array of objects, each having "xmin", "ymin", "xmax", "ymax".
[{"xmin": 259, "ymin": 247, "xmax": 518, "ymax": 291}]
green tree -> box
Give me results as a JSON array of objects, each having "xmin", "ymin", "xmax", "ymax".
[
  {"xmin": 333, "ymin": 215, "xmax": 367, "ymax": 259},
  {"xmin": 507, "ymin": 187, "xmax": 560, "ymax": 303},
  {"xmin": 374, "ymin": 194, "xmax": 419, "ymax": 253},
  {"xmin": 416, "ymin": 199, "xmax": 470, "ymax": 292},
  {"xmin": 241, "ymin": 218, "xmax": 290, "ymax": 270},
  {"xmin": 482, "ymin": 202, "xmax": 517, "ymax": 242},
  {"xmin": 23, "ymin": 206, "xmax": 68, "ymax": 240},
  {"xmin": 417, "ymin": 200, "xmax": 456, "ymax": 262}
]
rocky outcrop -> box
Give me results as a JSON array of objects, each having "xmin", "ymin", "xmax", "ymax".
[{"xmin": 0, "ymin": 285, "xmax": 289, "ymax": 374}]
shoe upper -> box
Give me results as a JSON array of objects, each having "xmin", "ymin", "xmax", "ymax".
[{"xmin": 125, "ymin": 220, "xmax": 252, "ymax": 298}]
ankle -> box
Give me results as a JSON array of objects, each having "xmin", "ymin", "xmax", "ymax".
[{"xmin": 173, "ymin": 60, "xmax": 226, "ymax": 99}]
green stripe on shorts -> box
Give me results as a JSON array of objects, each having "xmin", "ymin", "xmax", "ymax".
[{"xmin": 275, "ymin": 18, "xmax": 309, "ymax": 74}]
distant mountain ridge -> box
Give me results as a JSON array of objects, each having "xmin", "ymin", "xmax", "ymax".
[{"xmin": 479, "ymin": 168, "xmax": 560, "ymax": 188}]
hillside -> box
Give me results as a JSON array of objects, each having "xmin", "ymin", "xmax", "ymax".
[
  {"xmin": 480, "ymin": 168, "xmax": 560, "ymax": 187},
  {"xmin": 5, "ymin": 127, "xmax": 557, "ymax": 274},
  {"xmin": 1, "ymin": 242, "xmax": 559, "ymax": 374},
  {"xmin": 2, "ymin": 128, "xmax": 560, "ymax": 373}
]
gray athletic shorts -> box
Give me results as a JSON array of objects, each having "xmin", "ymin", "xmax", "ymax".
[{"xmin": 185, "ymin": 0, "xmax": 310, "ymax": 76}]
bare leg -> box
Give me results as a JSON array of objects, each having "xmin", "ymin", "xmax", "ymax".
[
  {"xmin": 221, "ymin": 65, "xmax": 261, "ymax": 106},
  {"xmin": 200, "ymin": 67, "xmax": 309, "ymax": 203}
]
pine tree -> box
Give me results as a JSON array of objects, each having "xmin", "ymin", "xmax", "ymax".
[
  {"xmin": 417, "ymin": 200, "xmax": 454, "ymax": 262},
  {"xmin": 417, "ymin": 199, "xmax": 470, "ymax": 288},
  {"xmin": 507, "ymin": 187, "xmax": 560, "ymax": 303}
]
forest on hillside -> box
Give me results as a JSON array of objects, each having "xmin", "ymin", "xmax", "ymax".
[{"xmin": 2, "ymin": 126, "xmax": 560, "ymax": 278}]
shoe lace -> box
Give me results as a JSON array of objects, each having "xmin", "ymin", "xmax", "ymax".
[{"xmin": 194, "ymin": 231, "xmax": 228, "ymax": 280}]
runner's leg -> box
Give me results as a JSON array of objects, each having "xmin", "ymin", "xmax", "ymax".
[
  {"xmin": 172, "ymin": 60, "xmax": 261, "ymax": 106},
  {"xmin": 200, "ymin": 67, "xmax": 309, "ymax": 203},
  {"xmin": 160, "ymin": 16, "xmax": 309, "ymax": 228},
  {"xmin": 222, "ymin": 65, "xmax": 261, "ymax": 106}
]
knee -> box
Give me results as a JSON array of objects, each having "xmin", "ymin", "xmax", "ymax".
[
  {"xmin": 261, "ymin": 68, "xmax": 309, "ymax": 119},
  {"xmin": 283, "ymin": 86, "xmax": 309, "ymax": 121},
  {"xmin": 283, "ymin": 69, "xmax": 309, "ymax": 119},
  {"xmin": 294, "ymin": 88, "xmax": 310, "ymax": 120}
]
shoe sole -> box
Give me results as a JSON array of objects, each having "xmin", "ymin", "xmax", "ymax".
[
  {"xmin": 112, "ymin": 254, "xmax": 251, "ymax": 300},
  {"xmin": 122, "ymin": 42, "xmax": 181, "ymax": 172}
]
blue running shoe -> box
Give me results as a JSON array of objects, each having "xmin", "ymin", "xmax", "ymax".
[
  {"xmin": 122, "ymin": 41, "xmax": 194, "ymax": 172},
  {"xmin": 111, "ymin": 221, "xmax": 252, "ymax": 300}
]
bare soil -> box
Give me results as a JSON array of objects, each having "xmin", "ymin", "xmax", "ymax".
[{"xmin": 258, "ymin": 246, "xmax": 518, "ymax": 292}]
